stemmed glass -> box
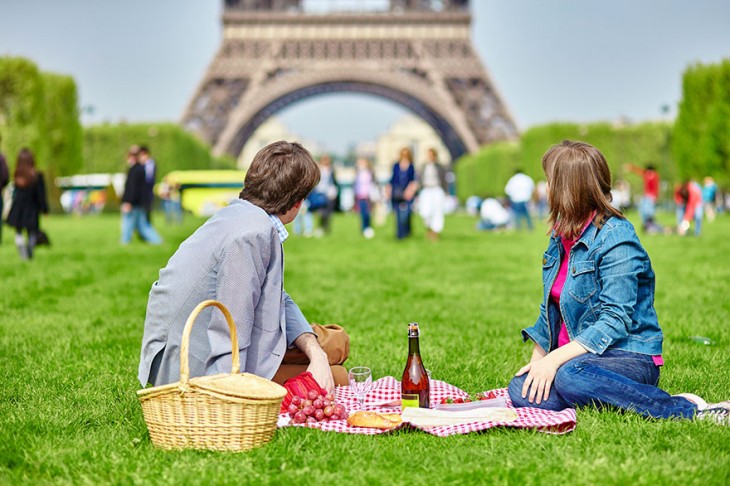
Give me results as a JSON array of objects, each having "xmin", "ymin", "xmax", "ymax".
[{"xmin": 348, "ymin": 366, "xmax": 373, "ymax": 410}]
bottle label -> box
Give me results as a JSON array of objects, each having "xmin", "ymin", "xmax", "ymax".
[{"xmin": 402, "ymin": 393, "xmax": 420, "ymax": 409}]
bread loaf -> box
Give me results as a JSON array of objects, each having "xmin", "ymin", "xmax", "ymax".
[{"xmin": 346, "ymin": 411, "xmax": 403, "ymax": 429}]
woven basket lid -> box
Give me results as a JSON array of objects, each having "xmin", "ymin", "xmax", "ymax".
[{"xmin": 188, "ymin": 372, "xmax": 287, "ymax": 400}]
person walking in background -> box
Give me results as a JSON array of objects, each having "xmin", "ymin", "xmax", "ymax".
[
  {"xmin": 138, "ymin": 146, "xmax": 156, "ymax": 223},
  {"xmin": 623, "ymin": 163, "xmax": 660, "ymax": 232},
  {"xmin": 504, "ymin": 169, "xmax": 535, "ymax": 231},
  {"xmin": 292, "ymin": 199, "xmax": 314, "ymax": 237},
  {"xmin": 508, "ymin": 140, "xmax": 729, "ymax": 423},
  {"xmin": 120, "ymin": 147, "xmax": 162, "ymax": 245},
  {"xmin": 702, "ymin": 176, "xmax": 718, "ymax": 223},
  {"xmin": 6, "ymin": 148, "xmax": 48, "ymax": 260},
  {"xmin": 354, "ymin": 157, "xmax": 377, "ymax": 239},
  {"xmin": 674, "ymin": 180, "xmax": 703, "ymax": 237},
  {"xmin": 386, "ymin": 147, "xmax": 418, "ymax": 239},
  {"xmin": 158, "ymin": 175, "xmax": 183, "ymax": 224},
  {"xmin": 0, "ymin": 133, "xmax": 9, "ymax": 245},
  {"xmin": 418, "ymin": 148, "xmax": 448, "ymax": 241},
  {"xmin": 535, "ymin": 180, "xmax": 548, "ymax": 219},
  {"xmin": 314, "ymin": 154, "xmax": 338, "ymax": 236},
  {"xmin": 477, "ymin": 197, "xmax": 511, "ymax": 231}
]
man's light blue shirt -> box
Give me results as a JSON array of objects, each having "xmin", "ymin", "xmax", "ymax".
[
  {"xmin": 268, "ymin": 213, "xmax": 289, "ymax": 243},
  {"xmin": 268, "ymin": 213, "xmax": 312, "ymax": 347}
]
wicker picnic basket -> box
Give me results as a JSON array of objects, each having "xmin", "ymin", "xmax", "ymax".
[{"xmin": 137, "ymin": 300, "xmax": 287, "ymax": 452}]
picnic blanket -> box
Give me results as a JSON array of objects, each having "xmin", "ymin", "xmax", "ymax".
[{"xmin": 278, "ymin": 376, "xmax": 576, "ymax": 436}]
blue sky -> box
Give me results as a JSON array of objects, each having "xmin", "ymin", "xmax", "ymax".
[{"xmin": 1, "ymin": 0, "xmax": 728, "ymax": 153}]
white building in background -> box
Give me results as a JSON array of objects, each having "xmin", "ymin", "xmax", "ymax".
[
  {"xmin": 374, "ymin": 114, "xmax": 452, "ymax": 177},
  {"xmin": 238, "ymin": 117, "xmax": 324, "ymax": 169}
]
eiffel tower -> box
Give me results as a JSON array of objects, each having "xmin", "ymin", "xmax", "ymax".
[{"xmin": 182, "ymin": 0, "xmax": 518, "ymax": 161}]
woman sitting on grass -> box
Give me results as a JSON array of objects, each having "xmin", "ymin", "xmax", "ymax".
[{"xmin": 508, "ymin": 140, "xmax": 728, "ymax": 423}]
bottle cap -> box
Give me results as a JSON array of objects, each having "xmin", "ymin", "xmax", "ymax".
[{"xmin": 408, "ymin": 322, "xmax": 420, "ymax": 337}]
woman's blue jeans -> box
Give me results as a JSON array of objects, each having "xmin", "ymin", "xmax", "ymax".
[
  {"xmin": 394, "ymin": 201, "xmax": 412, "ymax": 239},
  {"xmin": 357, "ymin": 198, "xmax": 371, "ymax": 231},
  {"xmin": 508, "ymin": 349, "xmax": 697, "ymax": 419},
  {"xmin": 511, "ymin": 201, "xmax": 533, "ymax": 230}
]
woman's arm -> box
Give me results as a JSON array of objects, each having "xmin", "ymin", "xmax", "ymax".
[
  {"xmin": 516, "ymin": 341, "xmax": 587, "ymax": 405},
  {"xmin": 529, "ymin": 342, "xmax": 547, "ymax": 363}
]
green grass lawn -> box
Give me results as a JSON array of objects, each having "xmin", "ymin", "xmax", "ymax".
[{"xmin": 1, "ymin": 210, "xmax": 729, "ymax": 484}]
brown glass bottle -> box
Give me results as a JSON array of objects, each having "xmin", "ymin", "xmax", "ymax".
[{"xmin": 401, "ymin": 322, "xmax": 430, "ymax": 409}]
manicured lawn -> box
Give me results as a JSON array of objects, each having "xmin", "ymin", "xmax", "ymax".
[{"xmin": 1, "ymin": 210, "xmax": 728, "ymax": 484}]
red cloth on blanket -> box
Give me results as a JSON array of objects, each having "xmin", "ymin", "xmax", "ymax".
[
  {"xmin": 280, "ymin": 371, "xmax": 327, "ymax": 413},
  {"xmin": 279, "ymin": 376, "xmax": 577, "ymax": 436}
]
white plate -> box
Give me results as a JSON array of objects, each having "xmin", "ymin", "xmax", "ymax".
[{"xmin": 434, "ymin": 396, "xmax": 509, "ymax": 411}]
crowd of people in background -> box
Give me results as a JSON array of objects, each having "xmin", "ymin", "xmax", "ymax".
[
  {"xmin": 1, "ymin": 135, "xmax": 727, "ymax": 254},
  {"xmin": 292, "ymin": 146, "xmax": 454, "ymax": 241},
  {"xmin": 285, "ymin": 144, "xmax": 727, "ymax": 242},
  {"xmin": 466, "ymin": 161, "xmax": 725, "ymax": 239},
  {"xmin": 293, "ymin": 154, "xmax": 339, "ymax": 238}
]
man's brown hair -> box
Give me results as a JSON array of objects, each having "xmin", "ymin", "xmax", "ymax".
[
  {"xmin": 542, "ymin": 140, "xmax": 623, "ymax": 240},
  {"xmin": 239, "ymin": 141, "xmax": 320, "ymax": 214}
]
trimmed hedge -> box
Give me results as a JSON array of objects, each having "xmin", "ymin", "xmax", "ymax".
[
  {"xmin": 0, "ymin": 57, "xmax": 48, "ymax": 168},
  {"xmin": 43, "ymin": 73, "xmax": 83, "ymax": 178},
  {"xmin": 673, "ymin": 60, "xmax": 730, "ymax": 186},
  {"xmin": 42, "ymin": 73, "xmax": 84, "ymax": 206},
  {"xmin": 455, "ymin": 141, "xmax": 521, "ymax": 201},
  {"xmin": 0, "ymin": 57, "xmax": 85, "ymax": 209},
  {"xmin": 82, "ymin": 123, "xmax": 236, "ymax": 176},
  {"xmin": 456, "ymin": 121, "xmax": 674, "ymax": 202}
]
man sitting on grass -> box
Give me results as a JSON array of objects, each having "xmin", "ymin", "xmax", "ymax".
[{"xmin": 138, "ymin": 141, "xmax": 349, "ymax": 391}]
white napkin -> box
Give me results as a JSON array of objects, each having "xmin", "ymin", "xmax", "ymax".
[{"xmin": 402, "ymin": 406, "xmax": 518, "ymax": 427}]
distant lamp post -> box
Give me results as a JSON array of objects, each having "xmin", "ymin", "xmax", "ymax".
[
  {"xmin": 82, "ymin": 104, "xmax": 96, "ymax": 124},
  {"xmin": 82, "ymin": 105, "xmax": 96, "ymax": 172}
]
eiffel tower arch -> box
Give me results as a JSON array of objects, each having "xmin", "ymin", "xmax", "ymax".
[{"xmin": 182, "ymin": 0, "xmax": 518, "ymax": 162}]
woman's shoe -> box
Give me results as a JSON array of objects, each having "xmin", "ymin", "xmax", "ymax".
[
  {"xmin": 696, "ymin": 407, "xmax": 729, "ymax": 425},
  {"xmin": 674, "ymin": 393, "xmax": 708, "ymax": 410}
]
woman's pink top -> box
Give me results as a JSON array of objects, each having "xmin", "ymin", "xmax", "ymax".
[{"xmin": 549, "ymin": 215, "xmax": 663, "ymax": 366}]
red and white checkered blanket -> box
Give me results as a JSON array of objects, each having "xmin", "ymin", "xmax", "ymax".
[{"xmin": 278, "ymin": 376, "xmax": 576, "ymax": 436}]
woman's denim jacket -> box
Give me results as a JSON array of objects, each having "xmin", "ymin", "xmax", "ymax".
[{"xmin": 522, "ymin": 216, "xmax": 663, "ymax": 355}]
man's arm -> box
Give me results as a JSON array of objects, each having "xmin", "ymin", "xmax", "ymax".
[
  {"xmin": 284, "ymin": 291, "xmax": 335, "ymax": 392},
  {"xmin": 283, "ymin": 291, "xmax": 313, "ymax": 345},
  {"xmin": 293, "ymin": 332, "xmax": 335, "ymax": 392}
]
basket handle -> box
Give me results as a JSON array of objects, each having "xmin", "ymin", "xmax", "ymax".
[{"xmin": 179, "ymin": 300, "xmax": 241, "ymax": 384}]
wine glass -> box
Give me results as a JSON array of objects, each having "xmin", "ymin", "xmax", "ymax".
[{"xmin": 348, "ymin": 366, "xmax": 373, "ymax": 410}]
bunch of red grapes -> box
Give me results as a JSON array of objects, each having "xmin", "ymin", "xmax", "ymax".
[{"xmin": 287, "ymin": 389, "xmax": 349, "ymax": 425}]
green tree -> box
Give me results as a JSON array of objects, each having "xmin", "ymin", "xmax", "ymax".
[
  {"xmin": 673, "ymin": 60, "xmax": 730, "ymax": 186},
  {"xmin": 0, "ymin": 57, "xmax": 48, "ymax": 169},
  {"xmin": 83, "ymin": 123, "xmax": 236, "ymax": 176},
  {"xmin": 456, "ymin": 121, "xmax": 674, "ymax": 202},
  {"xmin": 43, "ymin": 73, "xmax": 83, "ymax": 177}
]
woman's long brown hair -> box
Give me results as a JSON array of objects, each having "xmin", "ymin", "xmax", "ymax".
[
  {"xmin": 542, "ymin": 140, "xmax": 623, "ymax": 240},
  {"xmin": 14, "ymin": 148, "xmax": 37, "ymax": 189}
]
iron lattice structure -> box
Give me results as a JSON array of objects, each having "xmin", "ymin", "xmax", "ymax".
[{"xmin": 182, "ymin": 0, "xmax": 518, "ymax": 160}]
